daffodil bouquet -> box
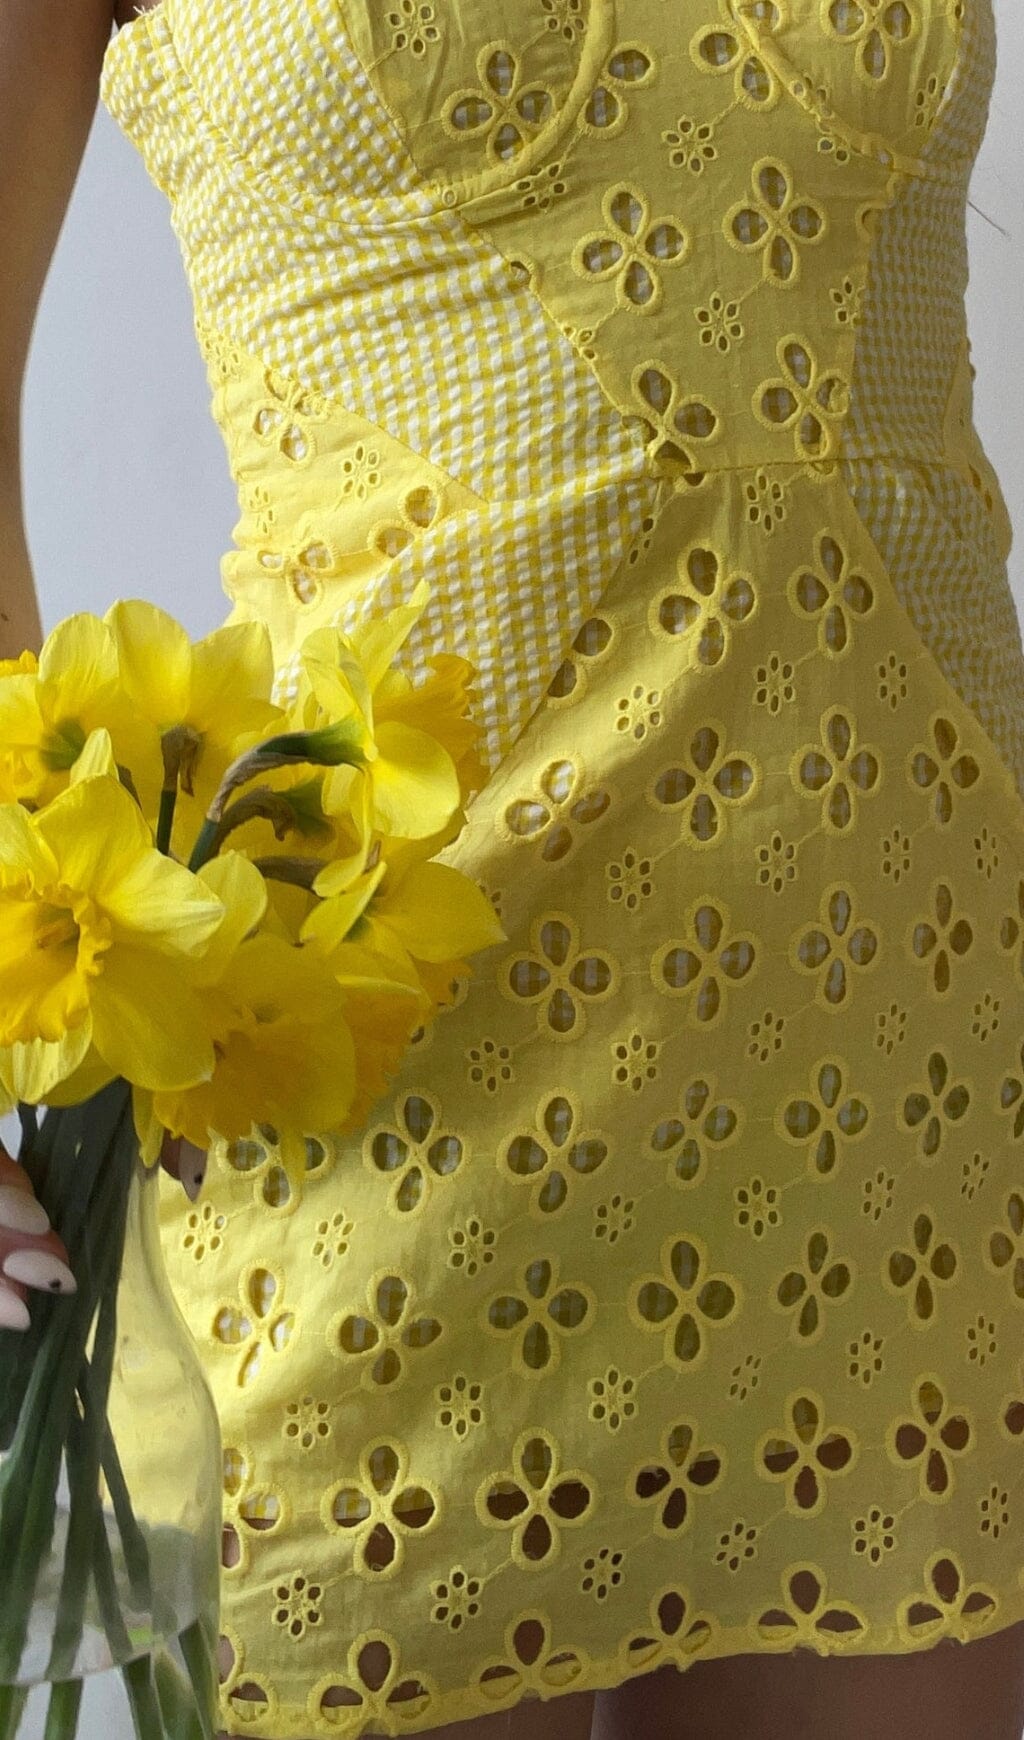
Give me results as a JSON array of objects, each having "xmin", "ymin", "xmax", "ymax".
[{"xmin": 0, "ymin": 581, "xmax": 505, "ymax": 1736}]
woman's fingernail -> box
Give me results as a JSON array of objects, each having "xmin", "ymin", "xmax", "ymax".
[
  {"xmin": 0, "ymin": 1282, "xmax": 31, "ymax": 1331},
  {"xmin": 2, "ymin": 1250, "xmax": 77, "ymax": 1295},
  {"xmin": 180, "ymin": 1142, "xmax": 208, "ymax": 1203},
  {"xmin": 0, "ymin": 1184, "xmax": 50, "ymax": 1237}
]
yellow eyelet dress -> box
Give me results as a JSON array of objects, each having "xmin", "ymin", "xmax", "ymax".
[{"xmin": 98, "ymin": 1, "xmax": 1024, "ymax": 1734}]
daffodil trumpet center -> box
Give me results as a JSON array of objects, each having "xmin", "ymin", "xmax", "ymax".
[
  {"xmin": 0, "ymin": 877, "xmax": 111, "ymax": 1046},
  {"xmin": 40, "ymin": 717, "xmax": 87, "ymax": 772}
]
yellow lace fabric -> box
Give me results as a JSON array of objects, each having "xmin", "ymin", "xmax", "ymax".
[{"xmin": 99, "ymin": 2, "xmax": 1024, "ymax": 1734}]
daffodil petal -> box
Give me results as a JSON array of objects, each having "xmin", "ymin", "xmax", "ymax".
[
  {"xmin": 346, "ymin": 579, "xmax": 431, "ymax": 692},
  {"xmin": 0, "ymin": 801, "xmax": 59, "ymax": 887},
  {"xmin": 195, "ymin": 851, "xmax": 269, "ymax": 982},
  {"xmin": 38, "ymin": 614, "xmax": 120, "ymax": 715},
  {"xmin": 34, "ymin": 773, "xmax": 153, "ymax": 898},
  {"xmin": 11, "ymin": 1026, "xmax": 109, "ymax": 1104},
  {"xmin": 131, "ymin": 1086, "xmax": 164, "ymax": 1167},
  {"xmin": 305, "ymin": 862, "xmax": 386, "ymax": 939},
  {"xmin": 99, "ymin": 850, "xmax": 225, "ymax": 955},
  {"xmin": 91, "ymin": 946, "xmax": 215, "ymax": 1090},
  {"xmin": 35, "ymin": 774, "xmax": 223, "ymax": 954},
  {"xmin": 370, "ymin": 721, "xmax": 460, "ymax": 840},
  {"xmin": 106, "ymin": 600, "xmax": 192, "ymax": 726},
  {"xmin": 70, "ymin": 727, "xmax": 120, "ymax": 785},
  {"xmin": 375, "ymin": 861, "xmax": 506, "ymax": 961},
  {"xmin": 190, "ymin": 621, "xmax": 276, "ymax": 730}
]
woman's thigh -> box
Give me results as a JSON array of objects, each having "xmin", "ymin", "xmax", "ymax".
[
  {"xmin": 593, "ymin": 1620, "xmax": 1024, "ymax": 1740},
  {"xmin": 216, "ymin": 1685, "xmax": 596, "ymax": 1740}
]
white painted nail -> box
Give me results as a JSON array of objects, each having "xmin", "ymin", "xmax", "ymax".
[
  {"xmin": 2, "ymin": 1250, "xmax": 77, "ymax": 1294},
  {"xmin": 180, "ymin": 1142, "xmax": 208, "ymax": 1204},
  {"xmin": 0, "ymin": 1283, "xmax": 31, "ymax": 1331},
  {"xmin": 0, "ymin": 1184, "xmax": 50, "ymax": 1237}
]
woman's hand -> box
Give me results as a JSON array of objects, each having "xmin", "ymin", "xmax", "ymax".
[
  {"xmin": 0, "ymin": 1146, "xmax": 76, "ymax": 1331},
  {"xmin": 0, "ymin": 1130, "xmax": 208, "ymax": 1331}
]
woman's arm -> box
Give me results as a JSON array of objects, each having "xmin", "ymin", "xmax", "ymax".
[
  {"xmin": 0, "ymin": 0, "xmax": 116, "ymax": 659},
  {"xmin": 0, "ymin": 1, "xmax": 118, "ymax": 1322}
]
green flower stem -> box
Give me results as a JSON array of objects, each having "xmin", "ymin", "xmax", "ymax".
[
  {"xmin": 87, "ymin": 1482, "xmax": 134, "ymax": 1668},
  {"xmin": 0, "ymin": 1686, "xmax": 28, "ymax": 1739},
  {"xmin": 178, "ymin": 1618, "xmax": 218, "ymax": 1740},
  {"xmin": 153, "ymin": 1645, "xmax": 211, "ymax": 1740},
  {"xmin": 46, "ymin": 1269, "xmax": 122, "ymax": 1681},
  {"xmin": 203, "ymin": 786, "xmax": 302, "ymax": 858},
  {"xmin": 42, "ymin": 1679, "xmax": 82, "ymax": 1740},
  {"xmin": 251, "ymin": 854, "xmax": 329, "ymax": 890},
  {"xmin": 122, "ymin": 1654, "xmax": 166, "ymax": 1738},
  {"xmin": 0, "ymin": 1285, "xmax": 103, "ymax": 1680},
  {"xmin": 156, "ymin": 787, "xmax": 178, "ymax": 856},
  {"xmin": 187, "ymin": 818, "xmax": 220, "ymax": 873},
  {"xmin": 189, "ymin": 725, "xmax": 365, "ymax": 870},
  {"xmin": 99, "ymin": 1431, "xmax": 153, "ymax": 1616}
]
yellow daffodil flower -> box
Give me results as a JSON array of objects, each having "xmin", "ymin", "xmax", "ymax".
[
  {"xmin": 0, "ymin": 615, "xmax": 146, "ymax": 808},
  {"xmin": 288, "ymin": 581, "xmax": 463, "ymax": 842},
  {"xmin": 0, "ymin": 772, "xmax": 224, "ymax": 1091},
  {"xmin": 149, "ymin": 931, "xmax": 360, "ymax": 1185},
  {"xmin": 105, "ymin": 600, "xmax": 283, "ymax": 835}
]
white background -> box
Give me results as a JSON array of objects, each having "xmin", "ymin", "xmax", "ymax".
[{"xmin": 12, "ymin": 2, "xmax": 1024, "ymax": 1734}]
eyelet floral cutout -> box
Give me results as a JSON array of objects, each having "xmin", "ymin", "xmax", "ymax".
[
  {"xmin": 886, "ymin": 1374, "xmax": 973, "ymax": 1500},
  {"xmin": 631, "ymin": 1234, "xmax": 742, "ymax": 1370},
  {"xmin": 501, "ymin": 758, "xmax": 612, "ymax": 861},
  {"xmin": 631, "ymin": 1420, "xmax": 726, "ymax": 1535},
  {"xmin": 474, "ymin": 1612, "xmax": 588, "ymax": 1705},
  {"xmin": 443, "ymin": 43, "xmax": 555, "ymax": 164},
  {"xmin": 725, "ymin": 158, "xmax": 827, "ymax": 286},
  {"xmin": 787, "ymin": 531, "xmax": 876, "ymax": 654},
  {"xmin": 649, "ymin": 544, "xmax": 757, "ymax": 667},
  {"xmin": 502, "ymin": 1091, "xmax": 608, "ymax": 1215},
  {"xmin": 821, "ymin": 0, "xmax": 919, "ymax": 85},
  {"xmin": 773, "ymin": 1227, "xmax": 855, "ymax": 1343},
  {"xmin": 364, "ymin": 1091, "xmax": 464, "ymax": 1215},
  {"xmin": 689, "ymin": 2, "xmax": 787, "ymax": 112},
  {"xmin": 331, "ymin": 1272, "xmax": 443, "ymax": 1387},
  {"xmin": 323, "ymin": 1441, "xmax": 440, "ymax": 1579},
  {"xmin": 485, "ymin": 1255, "xmax": 594, "ymax": 1374},
  {"xmin": 652, "ymin": 900, "xmax": 758, "ymax": 1021},
  {"xmin": 631, "ymin": 362, "xmax": 720, "ymax": 479},
  {"xmin": 387, "ymin": 1, "xmax": 441, "ymax": 57},
  {"xmin": 648, "ymin": 1075, "xmax": 742, "ymax": 1190},
  {"xmin": 665, "ymin": 114, "xmax": 718, "ymax": 176},
  {"xmin": 542, "ymin": 0, "xmax": 585, "ymax": 43},
  {"xmin": 755, "ymin": 337, "xmax": 850, "ymax": 463},
  {"xmin": 502, "ymin": 912, "xmax": 618, "ymax": 1039},
  {"xmin": 475, "ymin": 1429, "xmax": 594, "ymax": 1567},
  {"xmin": 251, "ymin": 370, "xmax": 331, "ymax": 467},
  {"xmin": 755, "ymin": 1565, "xmax": 866, "ymax": 1649},
  {"xmin": 573, "ymin": 184, "xmax": 690, "ymax": 314},
  {"xmin": 884, "ymin": 1208, "xmax": 960, "ymax": 1326},
  {"xmin": 756, "ymin": 1391, "xmax": 857, "ymax": 1516},
  {"xmin": 581, "ymin": 43, "xmax": 656, "ymax": 137},
  {"xmin": 212, "ymin": 1267, "xmax": 296, "ymax": 1388},
  {"xmin": 777, "ymin": 1057, "xmax": 871, "ymax": 1178}
]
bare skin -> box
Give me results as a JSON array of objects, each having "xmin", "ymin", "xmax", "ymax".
[{"xmin": 4, "ymin": 2, "xmax": 1024, "ymax": 1736}]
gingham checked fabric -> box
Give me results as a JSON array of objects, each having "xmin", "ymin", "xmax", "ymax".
[{"xmin": 839, "ymin": 0, "xmax": 1024, "ymax": 802}]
